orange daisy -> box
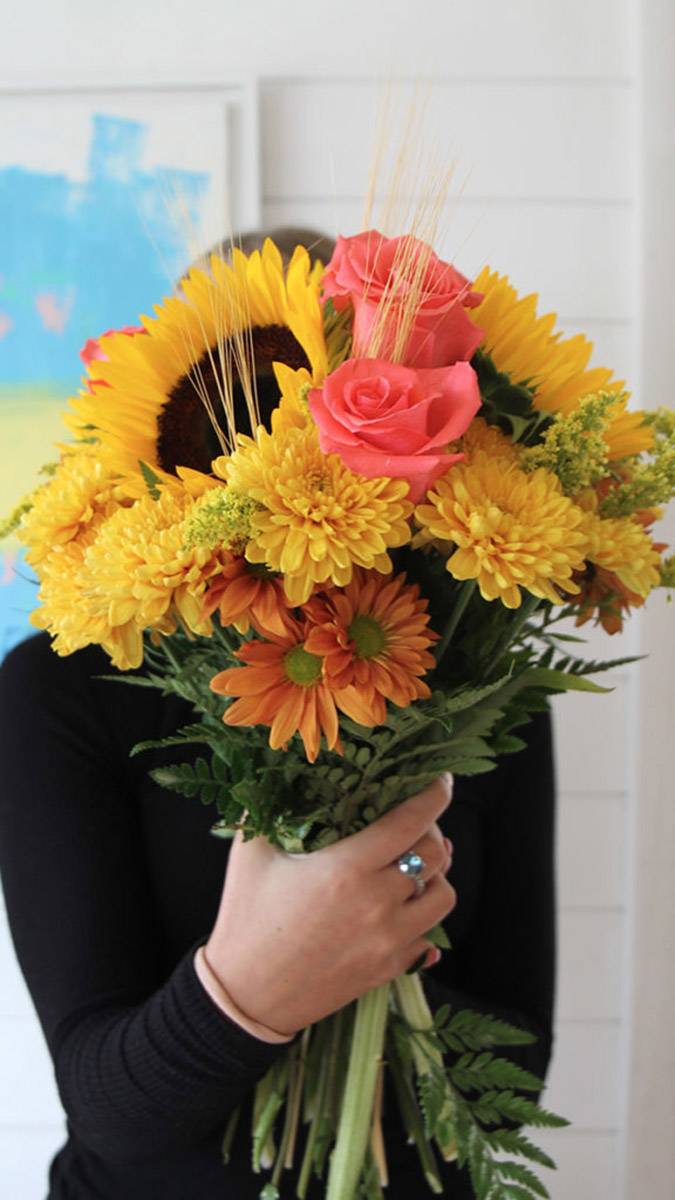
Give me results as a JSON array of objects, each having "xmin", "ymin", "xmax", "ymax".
[
  {"xmin": 571, "ymin": 563, "xmax": 646, "ymax": 635},
  {"xmin": 201, "ymin": 557, "xmax": 294, "ymax": 638},
  {"xmin": 210, "ymin": 620, "xmax": 341, "ymax": 763},
  {"xmin": 304, "ymin": 569, "xmax": 438, "ymax": 725}
]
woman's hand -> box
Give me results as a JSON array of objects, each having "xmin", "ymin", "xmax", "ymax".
[{"xmin": 204, "ymin": 775, "xmax": 456, "ymax": 1036}]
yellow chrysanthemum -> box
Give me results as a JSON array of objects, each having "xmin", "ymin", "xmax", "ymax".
[
  {"xmin": 582, "ymin": 511, "xmax": 662, "ymax": 598},
  {"xmin": 222, "ymin": 422, "xmax": 413, "ymax": 605},
  {"xmin": 416, "ymin": 451, "xmax": 589, "ymax": 609},
  {"xmin": 462, "ymin": 417, "xmax": 519, "ymax": 464},
  {"xmin": 84, "ymin": 489, "xmax": 224, "ymax": 636},
  {"xmin": 20, "ymin": 447, "xmax": 128, "ymax": 568},
  {"xmin": 64, "ymin": 240, "xmax": 328, "ymax": 497},
  {"xmin": 30, "ymin": 519, "xmax": 145, "ymax": 670}
]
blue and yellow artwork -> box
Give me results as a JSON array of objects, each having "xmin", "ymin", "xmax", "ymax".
[{"xmin": 0, "ymin": 113, "xmax": 209, "ymax": 659}]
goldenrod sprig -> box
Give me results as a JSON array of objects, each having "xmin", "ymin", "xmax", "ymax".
[
  {"xmin": 183, "ymin": 487, "xmax": 263, "ymax": 552},
  {"xmin": 600, "ymin": 407, "xmax": 675, "ymax": 517},
  {"xmin": 0, "ymin": 461, "xmax": 58, "ymax": 541},
  {"xmin": 519, "ymin": 392, "xmax": 618, "ymax": 495},
  {"xmin": 659, "ymin": 553, "xmax": 675, "ymax": 589}
]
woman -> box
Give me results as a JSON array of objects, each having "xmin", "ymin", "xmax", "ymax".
[{"xmin": 0, "ymin": 229, "xmax": 555, "ymax": 1198}]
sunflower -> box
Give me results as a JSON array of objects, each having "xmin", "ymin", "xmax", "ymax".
[
  {"xmin": 210, "ymin": 620, "xmax": 341, "ymax": 763},
  {"xmin": 468, "ymin": 267, "xmax": 621, "ymax": 415},
  {"xmin": 64, "ymin": 240, "xmax": 328, "ymax": 497},
  {"xmin": 223, "ymin": 422, "xmax": 413, "ymax": 605},
  {"xmin": 416, "ymin": 450, "xmax": 590, "ymax": 609},
  {"xmin": 304, "ymin": 569, "xmax": 438, "ymax": 725}
]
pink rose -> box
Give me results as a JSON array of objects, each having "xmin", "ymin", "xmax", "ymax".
[
  {"xmin": 308, "ymin": 357, "xmax": 481, "ymax": 503},
  {"xmin": 79, "ymin": 324, "xmax": 145, "ymax": 366},
  {"xmin": 321, "ymin": 231, "xmax": 484, "ymax": 369}
]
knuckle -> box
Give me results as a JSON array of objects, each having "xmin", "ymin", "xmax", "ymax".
[{"xmin": 434, "ymin": 879, "xmax": 457, "ymax": 919}]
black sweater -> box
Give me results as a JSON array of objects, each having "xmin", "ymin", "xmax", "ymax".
[{"xmin": 0, "ymin": 633, "xmax": 556, "ymax": 1199}]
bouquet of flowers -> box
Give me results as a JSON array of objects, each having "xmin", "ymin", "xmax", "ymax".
[{"xmin": 4, "ymin": 226, "xmax": 675, "ymax": 1200}]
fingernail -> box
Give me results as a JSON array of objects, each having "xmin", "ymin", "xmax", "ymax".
[
  {"xmin": 442, "ymin": 772, "xmax": 454, "ymax": 798},
  {"xmin": 426, "ymin": 947, "xmax": 442, "ymax": 968},
  {"xmin": 442, "ymin": 837, "xmax": 453, "ymax": 869}
]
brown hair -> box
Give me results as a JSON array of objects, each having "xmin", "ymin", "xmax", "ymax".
[{"xmin": 186, "ymin": 225, "xmax": 335, "ymax": 277}]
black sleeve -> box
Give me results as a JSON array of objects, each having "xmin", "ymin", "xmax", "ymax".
[
  {"xmin": 0, "ymin": 636, "xmax": 283, "ymax": 1166},
  {"xmin": 427, "ymin": 708, "xmax": 556, "ymax": 1083}
]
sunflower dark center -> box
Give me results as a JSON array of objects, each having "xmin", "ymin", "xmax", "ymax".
[{"xmin": 157, "ymin": 325, "xmax": 311, "ymax": 475}]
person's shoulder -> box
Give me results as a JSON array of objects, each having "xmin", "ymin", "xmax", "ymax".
[{"xmin": 1, "ymin": 632, "xmax": 111, "ymax": 698}]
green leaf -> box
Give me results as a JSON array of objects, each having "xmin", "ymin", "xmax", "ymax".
[
  {"xmin": 138, "ymin": 459, "xmax": 162, "ymax": 500},
  {"xmin": 445, "ymin": 1010, "xmax": 537, "ymax": 1050},
  {"xmin": 497, "ymin": 1160, "xmax": 551, "ymax": 1198},
  {"xmin": 426, "ymin": 924, "xmax": 451, "ymax": 950},
  {"xmin": 486, "ymin": 1129, "xmax": 557, "ymax": 1170},
  {"xmin": 523, "ymin": 667, "xmax": 611, "ymax": 694}
]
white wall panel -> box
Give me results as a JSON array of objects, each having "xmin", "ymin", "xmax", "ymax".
[
  {"xmin": 261, "ymin": 81, "xmax": 633, "ymax": 203},
  {"xmin": 0, "ymin": 1127, "xmax": 64, "ymax": 1200},
  {"xmin": 537, "ymin": 1131, "xmax": 617, "ymax": 1200},
  {"xmin": 546, "ymin": 1023, "xmax": 621, "ymax": 1129},
  {"xmin": 0, "ymin": 2, "xmax": 635, "ymax": 85},
  {"xmin": 0, "ymin": 1019, "xmax": 62, "ymax": 1125},
  {"xmin": 557, "ymin": 913, "xmax": 623, "ymax": 1021},
  {"xmin": 552, "ymin": 683, "xmax": 630, "ymax": 795},
  {"xmin": 0, "ymin": 900, "xmax": 37, "ymax": 1019},
  {"xmin": 557, "ymin": 796, "xmax": 626, "ymax": 910}
]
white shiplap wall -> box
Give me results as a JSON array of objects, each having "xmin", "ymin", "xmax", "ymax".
[{"xmin": 0, "ymin": 3, "xmax": 655, "ymax": 1198}]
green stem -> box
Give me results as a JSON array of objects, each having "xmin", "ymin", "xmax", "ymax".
[
  {"xmin": 220, "ymin": 1105, "xmax": 241, "ymax": 1164},
  {"xmin": 297, "ymin": 1026, "xmax": 332, "ymax": 1198},
  {"xmin": 325, "ymin": 985, "xmax": 390, "ymax": 1200},
  {"xmin": 212, "ymin": 618, "xmax": 240, "ymax": 655},
  {"xmin": 159, "ymin": 634, "xmax": 182, "ymax": 672},
  {"xmin": 386, "ymin": 1032, "xmax": 443, "ymax": 1193},
  {"xmin": 482, "ymin": 592, "xmax": 541, "ymax": 678},
  {"xmin": 252, "ymin": 1057, "xmax": 290, "ymax": 1172},
  {"xmin": 270, "ymin": 1032, "xmax": 309, "ymax": 1188},
  {"xmin": 394, "ymin": 975, "xmax": 457, "ymax": 1162},
  {"xmin": 434, "ymin": 580, "xmax": 477, "ymax": 666}
]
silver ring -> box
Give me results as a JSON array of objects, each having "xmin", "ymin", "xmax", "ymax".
[{"xmin": 397, "ymin": 851, "xmax": 426, "ymax": 897}]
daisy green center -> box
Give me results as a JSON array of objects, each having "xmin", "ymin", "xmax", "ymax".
[
  {"xmin": 347, "ymin": 614, "xmax": 386, "ymax": 659},
  {"xmin": 284, "ymin": 643, "xmax": 323, "ymax": 687}
]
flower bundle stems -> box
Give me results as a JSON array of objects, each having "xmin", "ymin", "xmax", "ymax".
[{"xmin": 325, "ymin": 983, "xmax": 390, "ymax": 1200}]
